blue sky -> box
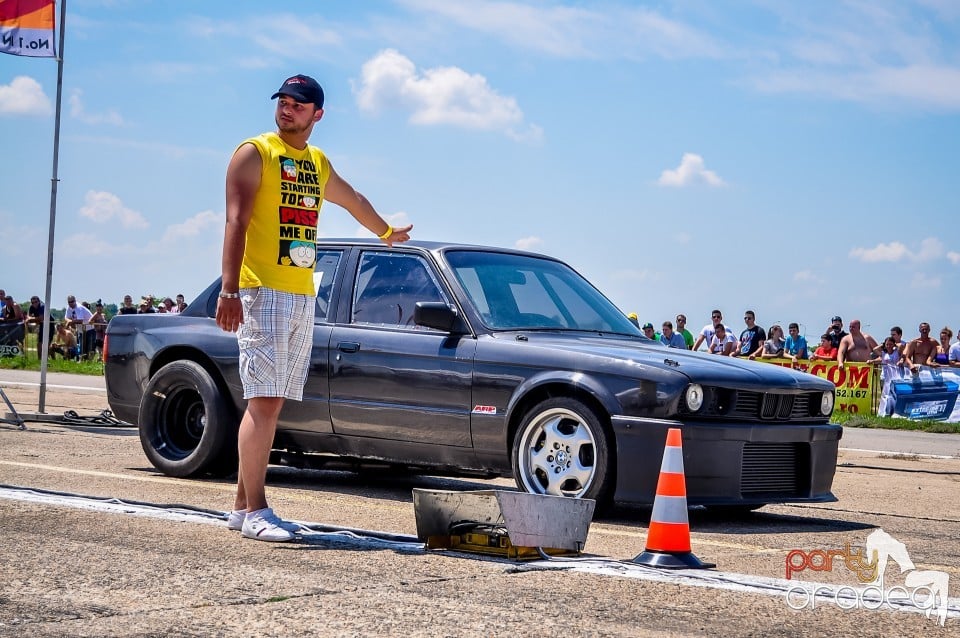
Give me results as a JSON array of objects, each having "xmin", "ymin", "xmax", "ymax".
[{"xmin": 1, "ymin": 0, "xmax": 958, "ymax": 343}]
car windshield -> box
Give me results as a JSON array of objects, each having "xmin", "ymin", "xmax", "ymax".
[{"xmin": 445, "ymin": 250, "xmax": 641, "ymax": 335}]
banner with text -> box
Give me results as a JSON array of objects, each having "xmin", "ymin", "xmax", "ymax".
[
  {"xmin": 1, "ymin": 0, "xmax": 56, "ymax": 57},
  {"xmin": 881, "ymin": 366, "xmax": 960, "ymax": 423},
  {"xmin": 754, "ymin": 358, "xmax": 878, "ymax": 416}
]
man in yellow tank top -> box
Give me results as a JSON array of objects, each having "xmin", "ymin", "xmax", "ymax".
[{"xmin": 216, "ymin": 74, "xmax": 413, "ymax": 542}]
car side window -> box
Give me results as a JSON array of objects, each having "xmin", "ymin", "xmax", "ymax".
[
  {"xmin": 313, "ymin": 250, "xmax": 342, "ymax": 322},
  {"xmin": 352, "ymin": 252, "xmax": 447, "ymax": 329}
]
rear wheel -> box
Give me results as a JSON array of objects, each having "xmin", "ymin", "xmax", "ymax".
[
  {"xmin": 138, "ymin": 360, "xmax": 237, "ymax": 477},
  {"xmin": 512, "ymin": 397, "xmax": 613, "ymax": 503}
]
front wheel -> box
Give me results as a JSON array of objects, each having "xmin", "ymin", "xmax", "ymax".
[
  {"xmin": 512, "ymin": 397, "xmax": 614, "ymax": 504},
  {"xmin": 138, "ymin": 360, "xmax": 237, "ymax": 477}
]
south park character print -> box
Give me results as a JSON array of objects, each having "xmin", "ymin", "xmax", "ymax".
[
  {"xmin": 287, "ymin": 241, "xmax": 316, "ymax": 267},
  {"xmin": 281, "ymin": 158, "xmax": 297, "ymax": 182},
  {"xmin": 276, "ymin": 155, "xmax": 321, "ymax": 268}
]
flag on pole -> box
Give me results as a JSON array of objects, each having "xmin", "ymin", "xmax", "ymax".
[{"xmin": 1, "ymin": 0, "xmax": 56, "ymax": 57}]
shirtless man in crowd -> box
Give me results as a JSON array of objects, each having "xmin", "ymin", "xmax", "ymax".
[
  {"xmin": 903, "ymin": 322, "xmax": 938, "ymax": 373},
  {"xmin": 837, "ymin": 319, "xmax": 878, "ymax": 368}
]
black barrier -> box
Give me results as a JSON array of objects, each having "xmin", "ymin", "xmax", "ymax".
[{"xmin": 0, "ymin": 322, "xmax": 25, "ymax": 357}]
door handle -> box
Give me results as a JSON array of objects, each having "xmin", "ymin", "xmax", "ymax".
[{"xmin": 337, "ymin": 341, "xmax": 360, "ymax": 353}]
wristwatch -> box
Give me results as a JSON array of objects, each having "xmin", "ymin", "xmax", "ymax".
[{"xmin": 218, "ymin": 291, "xmax": 240, "ymax": 299}]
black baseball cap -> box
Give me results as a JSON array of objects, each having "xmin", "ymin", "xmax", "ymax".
[
  {"xmin": 831, "ymin": 316, "xmax": 842, "ymax": 323},
  {"xmin": 272, "ymin": 74, "xmax": 324, "ymax": 108}
]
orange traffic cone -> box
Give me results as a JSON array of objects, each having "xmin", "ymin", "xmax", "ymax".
[{"xmin": 632, "ymin": 428, "xmax": 714, "ymax": 569}]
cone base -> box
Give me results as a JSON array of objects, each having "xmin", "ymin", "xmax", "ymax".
[{"xmin": 631, "ymin": 550, "xmax": 716, "ymax": 570}]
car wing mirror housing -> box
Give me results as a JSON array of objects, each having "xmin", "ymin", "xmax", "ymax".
[{"xmin": 415, "ymin": 302, "xmax": 465, "ymax": 333}]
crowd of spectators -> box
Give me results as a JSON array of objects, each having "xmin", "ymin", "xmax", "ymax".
[
  {"xmin": 4, "ymin": 288, "xmax": 959, "ymax": 380},
  {"xmin": 0, "ymin": 290, "xmax": 188, "ymax": 361},
  {"xmin": 627, "ymin": 309, "xmax": 960, "ymax": 417},
  {"xmin": 627, "ymin": 309, "xmax": 960, "ymax": 371}
]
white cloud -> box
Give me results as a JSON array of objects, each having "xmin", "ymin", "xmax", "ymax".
[
  {"xmin": 78, "ymin": 191, "xmax": 149, "ymax": 229},
  {"xmin": 910, "ymin": 272, "xmax": 941, "ymax": 289},
  {"xmin": 249, "ymin": 16, "xmax": 342, "ymax": 56},
  {"xmin": 658, "ymin": 153, "xmax": 725, "ymax": 187},
  {"xmin": 674, "ymin": 232, "xmax": 692, "ymax": 244},
  {"xmin": 355, "ymin": 49, "xmax": 541, "ymax": 141},
  {"xmin": 0, "ymin": 210, "xmax": 44, "ymax": 258},
  {"xmin": 67, "ymin": 134, "xmax": 222, "ymax": 160},
  {"xmin": 613, "ymin": 269, "xmax": 661, "ymax": 283},
  {"xmin": 849, "ymin": 237, "xmax": 945, "ymax": 263},
  {"xmin": 752, "ymin": 66, "xmax": 960, "ymax": 110},
  {"xmin": 948, "ymin": 252, "xmax": 960, "ymax": 265},
  {"xmin": 747, "ymin": 3, "xmax": 960, "ymax": 110},
  {"xmin": 188, "ymin": 15, "xmax": 342, "ymax": 61},
  {"xmin": 352, "ymin": 211, "xmax": 412, "ymax": 238},
  {"xmin": 398, "ymin": 0, "xmax": 725, "ymax": 61},
  {"xmin": 849, "ymin": 241, "xmax": 909, "ymax": 262},
  {"xmin": 159, "ymin": 210, "xmax": 221, "ymax": 243},
  {"xmin": 915, "ymin": 237, "xmax": 944, "ymax": 261},
  {"xmin": 0, "ymin": 76, "xmax": 52, "ymax": 116},
  {"xmin": 514, "ymin": 236, "xmax": 543, "ymax": 251},
  {"xmin": 69, "ymin": 89, "xmax": 125, "ymax": 126},
  {"xmin": 793, "ymin": 270, "xmax": 819, "ymax": 283},
  {"xmin": 59, "ymin": 232, "xmax": 126, "ymax": 257}
]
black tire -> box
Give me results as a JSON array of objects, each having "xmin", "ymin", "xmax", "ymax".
[
  {"xmin": 512, "ymin": 397, "xmax": 614, "ymax": 504},
  {"xmin": 138, "ymin": 360, "xmax": 237, "ymax": 478}
]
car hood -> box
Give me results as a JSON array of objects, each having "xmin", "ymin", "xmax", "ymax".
[{"xmin": 502, "ymin": 332, "xmax": 833, "ymax": 392}]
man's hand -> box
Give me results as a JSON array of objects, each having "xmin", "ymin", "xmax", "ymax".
[
  {"xmin": 216, "ymin": 297, "xmax": 243, "ymax": 333},
  {"xmin": 383, "ymin": 224, "xmax": 413, "ymax": 246}
]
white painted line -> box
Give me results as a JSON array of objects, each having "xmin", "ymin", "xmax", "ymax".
[
  {"xmin": 521, "ymin": 560, "xmax": 960, "ymax": 623},
  {"xmin": 1, "ymin": 484, "xmax": 957, "ymax": 624},
  {"xmin": 0, "ymin": 485, "xmax": 226, "ymax": 526},
  {"xmin": 840, "ymin": 446, "xmax": 958, "ymax": 460},
  {"xmin": 0, "ymin": 486, "xmax": 423, "ymax": 552}
]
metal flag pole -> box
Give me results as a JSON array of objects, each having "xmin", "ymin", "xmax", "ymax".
[{"xmin": 38, "ymin": 0, "xmax": 67, "ymax": 413}]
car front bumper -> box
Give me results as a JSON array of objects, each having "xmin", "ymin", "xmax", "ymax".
[{"xmin": 609, "ymin": 417, "xmax": 842, "ymax": 506}]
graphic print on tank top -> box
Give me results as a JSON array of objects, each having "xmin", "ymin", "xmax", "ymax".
[{"xmin": 277, "ymin": 155, "xmax": 320, "ymax": 269}]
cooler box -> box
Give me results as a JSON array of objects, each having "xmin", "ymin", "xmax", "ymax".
[{"xmin": 890, "ymin": 377, "xmax": 959, "ymax": 420}]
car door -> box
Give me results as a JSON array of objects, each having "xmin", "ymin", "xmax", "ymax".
[
  {"xmin": 328, "ymin": 249, "xmax": 476, "ymax": 447},
  {"xmin": 279, "ymin": 248, "xmax": 343, "ymax": 433}
]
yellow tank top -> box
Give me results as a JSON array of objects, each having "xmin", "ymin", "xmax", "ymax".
[{"xmin": 238, "ymin": 132, "xmax": 330, "ymax": 295}]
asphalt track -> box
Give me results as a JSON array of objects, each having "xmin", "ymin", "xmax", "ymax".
[{"xmin": 1, "ymin": 370, "xmax": 959, "ymax": 636}]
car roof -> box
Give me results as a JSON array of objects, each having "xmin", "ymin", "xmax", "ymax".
[{"xmin": 316, "ymin": 238, "xmax": 559, "ymax": 261}]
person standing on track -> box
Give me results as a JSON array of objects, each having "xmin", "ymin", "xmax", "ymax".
[{"xmin": 216, "ymin": 74, "xmax": 412, "ymax": 542}]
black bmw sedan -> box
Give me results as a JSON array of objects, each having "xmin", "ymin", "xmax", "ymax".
[{"xmin": 105, "ymin": 239, "xmax": 841, "ymax": 509}]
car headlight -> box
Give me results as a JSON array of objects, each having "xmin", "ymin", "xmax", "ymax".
[
  {"xmin": 820, "ymin": 391, "xmax": 835, "ymax": 416},
  {"xmin": 685, "ymin": 384, "xmax": 704, "ymax": 412}
]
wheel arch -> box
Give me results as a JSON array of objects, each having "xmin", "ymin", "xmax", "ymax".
[{"xmin": 504, "ymin": 375, "xmax": 619, "ymax": 475}]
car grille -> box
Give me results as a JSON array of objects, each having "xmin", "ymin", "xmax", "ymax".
[
  {"xmin": 690, "ymin": 389, "xmax": 820, "ymax": 422},
  {"xmin": 740, "ymin": 442, "xmax": 809, "ymax": 496},
  {"xmin": 736, "ymin": 392, "xmax": 813, "ymax": 419}
]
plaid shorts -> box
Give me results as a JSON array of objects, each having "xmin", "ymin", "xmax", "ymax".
[{"xmin": 237, "ymin": 287, "xmax": 314, "ymax": 400}]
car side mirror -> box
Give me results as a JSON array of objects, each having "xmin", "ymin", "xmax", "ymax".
[{"xmin": 414, "ymin": 302, "xmax": 463, "ymax": 333}]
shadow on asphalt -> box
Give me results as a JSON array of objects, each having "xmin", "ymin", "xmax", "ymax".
[
  {"xmin": 60, "ymin": 425, "xmax": 138, "ymax": 436},
  {"xmin": 126, "ymin": 464, "xmax": 875, "ymax": 535},
  {"xmin": 127, "ymin": 464, "xmax": 508, "ymax": 504}
]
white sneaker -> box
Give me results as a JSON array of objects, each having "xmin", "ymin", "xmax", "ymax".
[
  {"xmin": 241, "ymin": 507, "xmax": 297, "ymax": 542},
  {"xmin": 227, "ymin": 509, "xmax": 300, "ymax": 533}
]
